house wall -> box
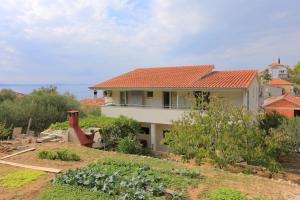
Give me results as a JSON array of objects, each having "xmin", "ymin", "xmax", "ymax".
[
  {"xmin": 265, "ymin": 108, "xmax": 294, "ymax": 118},
  {"xmin": 269, "ymin": 66, "xmax": 288, "ymax": 79},
  {"xmin": 247, "ymin": 77, "xmax": 260, "ymax": 114},
  {"xmin": 261, "ymin": 85, "xmax": 283, "ymax": 100}
]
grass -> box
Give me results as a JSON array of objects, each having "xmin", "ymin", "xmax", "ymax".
[
  {"xmin": 39, "ymin": 184, "xmax": 115, "ymax": 200},
  {"xmin": 0, "ymin": 169, "xmax": 46, "ymax": 188}
]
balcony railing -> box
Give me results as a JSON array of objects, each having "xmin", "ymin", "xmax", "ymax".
[{"xmin": 102, "ymin": 104, "xmax": 190, "ymax": 124}]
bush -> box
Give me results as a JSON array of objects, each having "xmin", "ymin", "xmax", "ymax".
[
  {"xmin": 164, "ymin": 96, "xmax": 294, "ymax": 173},
  {"xmin": 38, "ymin": 149, "xmax": 80, "ymax": 161},
  {"xmin": 0, "ymin": 122, "xmax": 12, "ymax": 140},
  {"xmin": 117, "ymin": 134, "xmax": 146, "ymax": 155},
  {"xmin": 0, "ymin": 89, "xmax": 17, "ymax": 103},
  {"xmin": 258, "ymin": 111, "xmax": 287, "ymax": 134},
  {"xmin": 0, "ymin": 87, "xmax": 80, "ymax": 132},
  {"xmin": 210, "ymin": 188, "xmax": 247, "ymax": 200}
]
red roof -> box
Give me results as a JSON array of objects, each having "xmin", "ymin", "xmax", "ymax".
[
  {"xmin": 268, "ymin": 62, "xmax": 289, "ymax": 68},
  {"xmin": 80, "ymin": 97, "xmax": 104, "ymax": 106},
  {"xmin": 268, "ymin": 78, "xmax": 292, "ymax": 85},
  {"xmin": 91, "ymin": 65, "xmax": 258, "ymax": 89},
  {"xmin": 191, "ymin": 70, "xmax": 257, "ymax": 88},
  {"xmin": 263, "ymin": 94, "xmax": 300, "ymax": 107}
]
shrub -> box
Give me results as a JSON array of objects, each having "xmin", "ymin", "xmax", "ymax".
[
  {"xmin": 210, "ymin": 188, "xmax": 247, "ymax": 200},
  {"xmin": 0, "ymin": 122, "xmax": 12, "ymax": 140},
  {"xmin": 164, "ymin": 96, "xmax": 294, "ymax": 173},
  {"xmin": 258, "ymin": 111, "xmax": 287, "ymax": 134},
  {"xmin": 116, "ymin": 134, "xmax": 146, "ymax": 155},
  {"xmin": 38, "ymin": 149, "xmax": 80, "ymax": 161},
  {"xmin": 0, "ymin": 89, "xmax": 17, "ymax": 103}
]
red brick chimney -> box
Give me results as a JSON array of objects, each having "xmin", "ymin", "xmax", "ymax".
[
  {"xmin": 68, "ymin": 110, "xmax": 79, "ymax": 128},
  {"xmin": 67, "ymin": 110, "xmax": 94, "ymax": 146}
]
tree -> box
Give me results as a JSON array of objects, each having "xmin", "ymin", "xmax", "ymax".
[
  {"xmin": 260, "ymin": 69, "xmax": 271, "ymax": 81},
  {"xmin": 163, "ymin": 96, "xmax": 294, "ymax": 172},
  {"xmin": 294, "ymin": 61, "xmax": 300, "ymax": 76},
  {"xmin": 0, "ymin": 89, "xmax": 17, "ymax": 103},
  {"xmin": 0, "ymin": 87, "xmax": 80, "ymax": 132}
]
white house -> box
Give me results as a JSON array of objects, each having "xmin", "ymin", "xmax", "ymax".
[
  {"xmin": 90, "ymin": 65, "xmax": 260, "ymax": 152},
  {"xmin": 268, "ymin": 58, "xmax": 289, "ymax": 79}
]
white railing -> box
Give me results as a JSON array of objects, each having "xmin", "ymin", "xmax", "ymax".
[{"xmin": 102, "ymin": 105, "xmax": 190, "ymax": 124}]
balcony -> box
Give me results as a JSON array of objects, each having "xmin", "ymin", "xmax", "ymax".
[{"xmin": 101, "ymin": 104, "xmax": 190, "ymax": 124}]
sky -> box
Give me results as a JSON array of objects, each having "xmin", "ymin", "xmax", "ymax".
[{"xmin": 0, "ymin": 0, "xmax": 300, "ymax": 84}]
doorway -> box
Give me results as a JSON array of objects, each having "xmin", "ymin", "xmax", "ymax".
[{"xmin": 163, "ymin": 92, "xmax": 170, "ymax": 108}]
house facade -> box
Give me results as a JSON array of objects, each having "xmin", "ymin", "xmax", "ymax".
[
  {"xmin": 90, "ymin": 65, "xmax": 260, "ymax": 152},
  {"xmin": 263, "ymin": 94, "xmax": 300, "ymax": 118},
  {"xmin": 268, "ymin": 59, "xmax": 289, "ymax": 79}
]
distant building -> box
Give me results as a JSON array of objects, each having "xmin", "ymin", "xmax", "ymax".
[
  {"xmin": 268, "ymin": 78, "xmax": 294, "ymax": 95},
  {"xmin": 80, "ymin": 97, "xmax": 104, "ymax": 109},
  {"xmin": 263, "ymin": 93, "xmax": 300, "ymax": 118},
  {"xmin": 268, "ymin": 58, "xmax": 289, "ymax": 79}
]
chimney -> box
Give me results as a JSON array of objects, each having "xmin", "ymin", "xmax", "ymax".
[
  {"xmin": 278, "ymin": 57, "xmax": 281, "ymax": 64},
  {"xmin": 68, "ymin": 110, "xmax": 79, "ymax": 128}
]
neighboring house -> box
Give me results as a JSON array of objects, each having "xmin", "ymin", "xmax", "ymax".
[
  {"xmin": 263, "ymin": 94, "xmax": 300, "ymax": 118},
  {"xmin": 268, "ymin": 58, "xmax": 289, "ymax": 79},
  {"xmin": 261, "ymin": 84, "xmax": 283, "ymax": 100},
  {"xmin": 268, "ymin": 78, "xmax": 294, "ymax": 95},
  {"xmin": 90, "ymin": 65, "xmax": 260, "ymax": 152}
]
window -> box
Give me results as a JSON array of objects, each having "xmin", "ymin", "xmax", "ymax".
[
  {"xmin": 140, "ymin": 127, "xmax": 150, "ymax": 135},
  {"xmin": 139, "ymin": 140, "xmax": 148, "ymax": 148},
  {"xmin": 103, "ymin": 90, "xmax": 112, "ymax": 97},
  {"xmin": 147, "ymin": 91, "xmax": 153, "ymax": 98}
]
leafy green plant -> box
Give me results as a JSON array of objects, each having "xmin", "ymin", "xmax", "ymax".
[
  {"xmin": 116, "ymin": 134, "xmax": 147, "ymax": 155},
  {"xmin": 210, "ymin": 188, "xmax": 247, "ymax": 200},
  {"xmin": 38, "ymin": 149, "xmax": 80, "ymax": 161},
  {"xmin": 257, "ymin": 111, "xmax": 287, "ymax": 134},
  {"xmin": 0, "ymin": 121, "xmax": 12, "ymax": 140},
  {"xmin": 241, "ymin": 169, "xmax": 256, "ymax": 175},
  {"xmin": 52, "ymin": 159, "xmax": 200, "ymax": 200},
  {"xmin": 164, "ymin": 96, "xmax": 294, "ymax": 173}
]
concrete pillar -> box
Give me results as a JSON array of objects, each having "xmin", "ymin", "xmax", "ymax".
[
  {"xmin": 150, "ymin": 123, "xmax": 157, "ymax": 151},
  {"xmin": 176, "ymin": 93, "xmax": 179, "ymax": 109}
]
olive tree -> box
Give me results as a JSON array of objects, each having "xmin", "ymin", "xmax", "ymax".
[{"xmin": 163, "ymin": 97, "xmax": 294, "ymax": 172}]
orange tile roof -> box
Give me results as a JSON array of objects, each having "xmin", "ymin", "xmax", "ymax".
[
  {"xmin": 268, "ymin": 78, "xmax": 292, "ymax": 85},
  {"xmin": 191, "ymin": 70, "xmax": 257, "ymax": 88},
  {"xmin": 268, "ymin": 62, "xmax": 289, "ymax": 68},
  {"xmin": 80, "ymin": 97, "xmax": 104, "ymax": 106},
  {"xmin": 263, "ymin": 93, "xmax": 300, "ymax": 107},
  {"xmin": 91, "ymin": 65, "xmax": 258, "ymax": 89}
]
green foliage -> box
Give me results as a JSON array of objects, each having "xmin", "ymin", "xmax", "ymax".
[
  {"xmin": 39, "ymin": 184, "xmax": 115, "ymax": 200},
  {"xmin": 0, "ymin": 169, "xmax": 45, "ymax": 188},
  {"xmin": 210, "ymin": 188, "xmax": 247, "ymax": 200},
  {"xmin": 164, "ymin": 96, "xmax": 294, "ymax": 173},
  {"xmin": 294, "ymin": 61, "xmax": 300, "ymax": 76},
  {"xmin": 241, "ymin": 169, "xmax": 256, "ymax": 175},
  {"xmin": 0, "ymin": 89, "xmax": 17, "ymax": 103},
  {"xmin": 52, "ymin": 159, "xmax": 201, "ymax": 200},
  {"xmin": 38, "ymin": 149, "xmax": 80, "ymax": 161},
  {"xmin": 260, "ymin": 69, "xmax": 271, "ymax": 81},
  {"xmin": 0, "ymin": 121, "xmax": 12, "ymax": 140},
  {"xmin": 258, "ymin": 111, "xmax": 287, "ymax": 134},
  {"xmin": 116, "ymin": 134, "xmax": 147, "ymax": 155},
  {"xmin": 81, "ymin": 105, "xmax": 102, "ymax": 117},
  {"xmin": 0, "ymin": 87, "xmax": 80, "ymax": 132}
]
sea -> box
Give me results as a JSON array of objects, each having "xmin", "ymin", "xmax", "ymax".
[{"xmin": 0, "ymin": 84, "xmax": 96, "ymax": 100}]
